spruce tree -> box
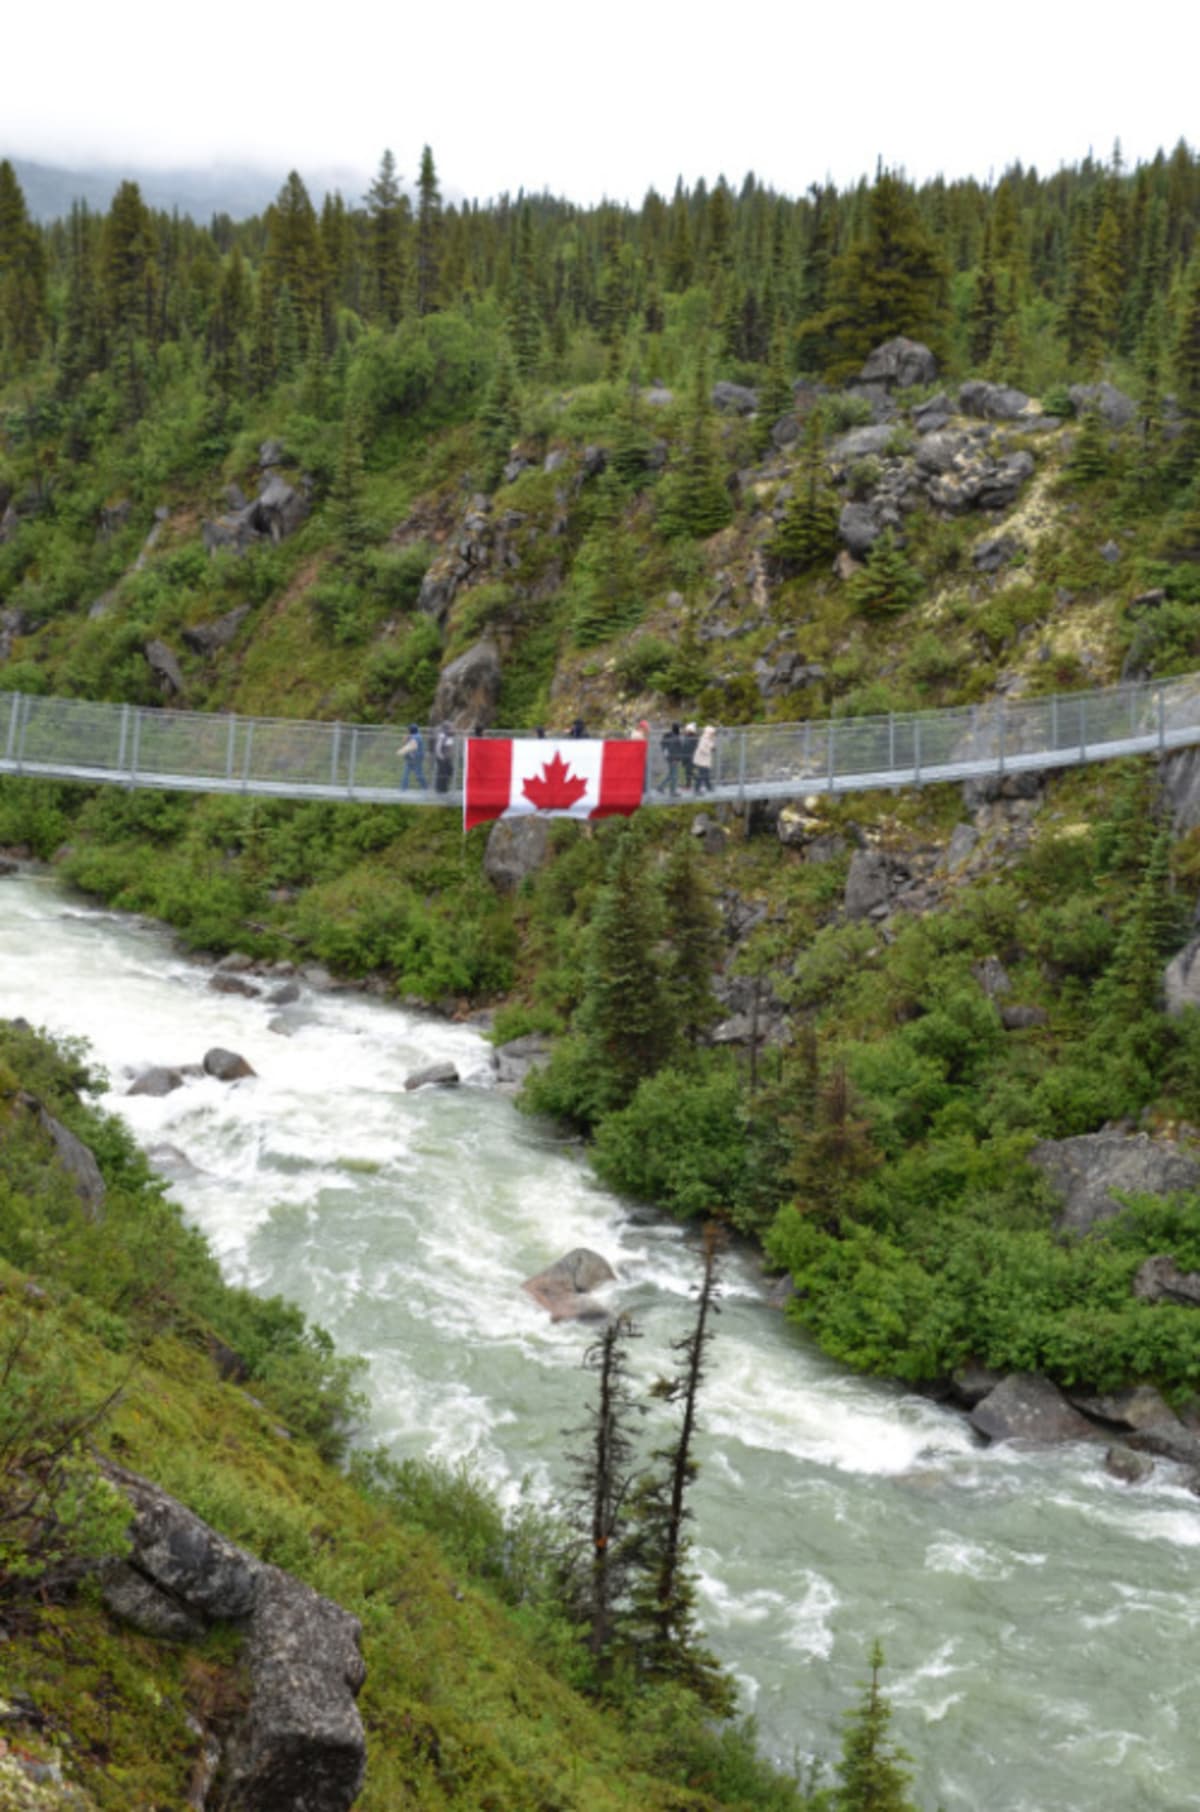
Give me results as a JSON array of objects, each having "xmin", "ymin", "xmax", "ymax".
[
  {"xmin": 660, "ymin": 840, "xmax": 723, "ymax": 1049},
  {"xmin": 575, "ymin": 822, "xmax": 675, "ymax": 1112},
  {"xmin": 563, "ymin": 1316, "xmax": 642, "ymax": 1667},
  {"xmin": 626, "ymin": 1225, "xmax": 733, "ymax": 1714},
  {"xmin": 509, "ymin": 203, "xmax": 542, "ymax": 376},
  {"xmin": 415, "ymin": 145, "xmax": 443, "ymax": 317},
  {"xmin": 366, "ymin": 149, "xmax": 407, "ymax": 326},
  {"xmin": 657, "ymin": 346, "xmax": 733, "ymax": 540},
  {"xmin": 847, "ymin": 531, "xmax": 922, "ymax": 615},
  {"xmin": 832, "ymin": 1642, "xmax": 919, "ymax": 1812},
  {"xmin": 1174, "ymin": 254, "xmax": 1200, "ymax": 416},
  {"xmin": 753, "ymin": 322, "xmax": 793, "ymax": 457},
  {"xmin": 0, "ymin": 161, "xmax": 47, "ymax": 370},
  {"xmin": 770, "ymin": 409, "xmax": 839, "ymax": 572},
  {"xmin": 822, "ymin": 170, "xmax": 949, "ymax": 379},
  {"xmin": 568, "ymin": 471, "xmax": 641, "ymax": 646},
  {"xmin": 478, "ymin": 342, "xmax": 520, "ymax": 491}
]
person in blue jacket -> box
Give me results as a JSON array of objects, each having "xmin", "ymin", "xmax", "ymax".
[{"xmin": 399, "ymin": 724, "xmax": 426, "ymax": 790}]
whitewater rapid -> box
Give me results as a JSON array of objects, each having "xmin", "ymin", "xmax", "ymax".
[{"xmin": 3, "ymin": 868, "xmax": 1199, "ymax": 1810}]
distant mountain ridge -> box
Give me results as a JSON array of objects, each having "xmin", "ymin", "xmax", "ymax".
[{"xmin": 4, "ymin": 153, "xmax": 374, "ymax": 222}]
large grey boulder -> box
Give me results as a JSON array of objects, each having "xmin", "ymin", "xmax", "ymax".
[
  {"xmin": 491, "ymin": 1034, "xmax": 553, "ymax": 1090},
  {"xmin": 255, "ymin": 474, "xmax": 309, "ymax": 542},
  {"xmin": 1028, "ymin": 1131, "xmax": 1200, "ymax": 1234},
  {"xmin": 223, "ymin": 1564, "xmax": 366, "ymax": 1812},
  {"xmin": 859, "ymin": 337, "xmax": 938, "ymax": 389},
  {"xmin": 101, "ymin": 1465, "xmax": 366, "ymax": 1812},
  {"xmin": 1132, "ymin": 1255, "xmax": 1200, "ymax": 1307},
  {"xmin": 522, "ymin": 1249, "xmax": 616, "ymax": 1322},
  {"xmin": 829, "ymin": 423, "xmax": 898, "ymax": 465},
  {"xmin": 844, "ymin": 847, "xmax": 891, "ymax": 920},
  {"xmin": 26, "ymin": 1098, "xmax": 106, "ymax": 1220},
  {"xmin": 181, "ymin": 605, "xmax": 251, "ymax": 656},
  {"xmin": 431, "ymin": 639, "xmax": 502, "ymax": 730},
  {"xmin": 958, "ymin": 380, "xmax": 1033, "ymax": 420},
  {"xmin": 102, "ymin": 1464, "xmax": 258, "ymax": 1625},
  {"xmin": 1068, "ymin": 382, "xmax": 1136, "ymax": 428},
  {"xmin": 482, "ymin": 816, "xmax": 552, "ymax": 893},
  {"xmin": 970, "ymin": 1373, "xmax": 1096, "ymax": 1445},
  {"xmin": 1164, "ymin": 938, "xmax": 1200, "ymax": 1017},
  {"xmin": 1070, "ymin": 1384, "xmax": 1180, "ymax": 1430},
  {"xmin": 1162, "ymin": 747, "xmax": 1200, "ymax": 834},
  {"xmin": 127, "ymin": 1066, "xmax": 186, "ymax": 1098},
  {"xmin": 711, "ymin": 381, "xmax": 758, "ymax": 414},
  {"xmin": 404, "ymin": 1061, "xmax": 460, "ymax": 1092},
  {"xmin": 838, "ymin": 501, "xmax": 884, "ymax": 558},
  {"xmin": 143, "ymin": 639, "xmax": 186, "ymax": 697},
  {"xmin": 203, "ymin": 1048, "xmax": 256, "ymax": 1082}
]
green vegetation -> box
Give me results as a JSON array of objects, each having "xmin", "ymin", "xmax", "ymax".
[{"xmin": 6, "ymin": 136, "xmax": 1200, "ymax": 1805}]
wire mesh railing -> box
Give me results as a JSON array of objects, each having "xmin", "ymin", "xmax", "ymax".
[{"xmin": 3, "ymin": 674, "xmax": 1200, "ymax": 808}]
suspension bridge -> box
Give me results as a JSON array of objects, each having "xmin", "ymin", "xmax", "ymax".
[{"xmin": 2, "ymin": 676, "xmax": 1199, "ymax": 809}]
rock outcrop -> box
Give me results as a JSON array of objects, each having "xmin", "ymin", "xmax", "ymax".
[
  {"xmin": 203, "ymin": 1048, "xmax": 256, "ymax": 1082},
  {"xmin": 201, "ymin": 475, "xmax": 309, "ymax": 557},
  {"xmin": 18, "ymin": 1095, "xmax": 106, "ymax": 1220},
  {"xmin": 404, "ymin": 1061, "xmax": 460, "ymax": 1091},
  {"xmin": 1164, "ymin": 937, "xmax": 1200, "ymax": 1017},
  {"xmin": 482, "ymin": 816, "xmax": 552, "ymax": 893},
  {"xmin": 1028, "ymin": 1131, "xmax": 1200, "ymax": 1233},
  {"xmin": 858, "ymin": 337, "xmax": 938, "ymax": 390},
  {"xmin": 100, "ymin": 1465, "xmax": 366, "ymax": 1812},
  {"xmin": 431, "ymin": 639, "xmax": 502, "ymax": 730}
]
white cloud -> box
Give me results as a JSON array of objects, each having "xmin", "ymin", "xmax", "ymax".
[{"xmin": 4, "ymin": 0, "xmax": 1194, "ymax": 205}]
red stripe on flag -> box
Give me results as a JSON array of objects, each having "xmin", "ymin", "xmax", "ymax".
[
  {"xmin": 464, "ymin": 738, "xmax": 514, "ymax": 831},
  {"xmin": 592, "ymin": 740, "xmax": 647, "ymax": 819}
]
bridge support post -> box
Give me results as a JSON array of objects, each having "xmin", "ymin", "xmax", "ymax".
[
  {"xmin": 1158, "ymin": 686, "xmax": 1166, "ymax": 753},
  {"xmin": 888, "ymin": 714, "xmax": 895, "ymax": 770},
  {"xmin": 347, "ymin": 726, "xmax": 359, "ymax": 798},
  {"xmin": 1051, "ymin": 694, "xmax": 1059, "ymax": 749},
  {"xmin": 1079, "ymin": 694, "xmax": 1087, "ymax": 762},
  {"xmin": 331, "ymin": 722, "xmax": 342, "ymax": 788},
  {"xmin": 913, "ymin": 718, "xmax": 921, "ymax": 785},
  {"xmin": 225, "ymin": 715, "xmax": 237, "ymax": 782},
  {"xmin": 827, "ymin": 720, "xmax": 835, "ymax": 791},
  {"xmin": 129, "ymin": 709, "xmax": 142, "ymax": 781},
  {"xmin": 4, "ymin": 693, "xmax": 19, "ymax": 764},
  {"xmin": 117, "ymin": 703, "xmax": 130, "ymax": 781},
  {"xmin": 240, "ymin": 721, "xmax": 255, "ymax": 792},
  {"xmin": 737, "ymin": 731, "xmax": 747, "ymax": 806},
  {"xmin": 997, "ymin": 702, "xmax": 1006, "ymax": 775}
]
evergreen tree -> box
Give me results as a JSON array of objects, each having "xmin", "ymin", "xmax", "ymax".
[
  {"xmin": 478, "ymin": 342, "xmax": 520, "ymax": 490},
  {"xmin": 847, "ymin": 531, "xmax": 923, "ymax": 615},
  {"xmin": 415, "ymin": 145, "xmax": 443, "ymax": 317},
  {"xmin": 568, "ymin": 471, "xmax": 641, "ymax": 645},
  {"xmin": 1174, "ymin": 254, "xmax": 1200, "ymax": 415},
  {"xmin": 331, "ymin": 411, "xmax": 369, "ymax": 560},
  {"xmin": 822, "ymin": 170, "xmax": 949, "ymax": 379},
  {"xmin": 770, "ymin": 409, "xmax": 839, "ymax": 572},
  {"xmin": 753, "ymin": 322, "xmax": 793, "ymax": 456},
  {"xmin": 626, "ymin": 1225, "xmax": 733, "ymax": 1713},
  {"xmin": 788, "ymin": 1062, "xmax": 879, "ymax": 1233},
  {"xmin": 665, "ymin": 182, "xmax": 694, "ymax": 290},
  {"xmin": 262, "ymin": 173, "xmax": 326, "ymax": 334},
  {"xmin": 660, "ymin": 841, "xmax": 722, "ymax": 1048},
  {"xmin": 366, "ymin": 149, "xmax": 408, "ymax": 325},
  {"xmin": 0, "ymin": 161, "xmax": 47, "ymax": 370},
  {"xmin": 575, "ymin": 822, "xmax": 675, "ymax": 1112},
  {"xmin": 657, "ymin": 346, "xmax": 733, "ymax": 540},
  {"xmin": 832, "ymin": 1642, "xmax": 919, "ymax": 1812},
  {"xmin": 610, "ymin": 382, "xmax": 655, "ymax": 486},
  {"xmin": 563, "ymin": 1317, "xmax": 642, "ymax": 1667},
  {"xmin": 509, "ymin": 203, "xmax": 542, "ymax": 376},
  {"xmin": 968, "ymin": 219, "xmax": 1000, "ymax": 366},
  {"xmin": 1065, "ymin": 407, "xmax": 1111, "ymax": 485}
]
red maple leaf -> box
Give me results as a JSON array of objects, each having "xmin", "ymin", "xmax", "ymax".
[{"xmin": 523, "ymin": 750, "xmax": 589, "ymax": 811}]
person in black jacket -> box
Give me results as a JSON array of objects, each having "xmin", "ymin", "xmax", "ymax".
[
  {"xmin": 662, "ymin": 722, "xmax": 684, "ymax": 797},
  {"xmin": 681, "ymin": 722, "xmax": 698, "ymax": 791}
]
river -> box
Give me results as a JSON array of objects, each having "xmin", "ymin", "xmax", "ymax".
[{"xmin": 2, "ymin": 868, "xmax": 1198, "ymax": 1810}]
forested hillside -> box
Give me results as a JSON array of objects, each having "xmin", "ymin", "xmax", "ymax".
[{"xmin": 2, "ymin": 138, "xmax": 1200, "ymax": 1805}]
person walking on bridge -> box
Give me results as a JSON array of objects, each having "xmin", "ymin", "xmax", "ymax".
[
  {"xmin": 693, "ymin": 723, "xmax": 716, "ymax": 793},
  {"xmin": 399, "ymin": 724, "xmax": 426, "ymax": 791}
]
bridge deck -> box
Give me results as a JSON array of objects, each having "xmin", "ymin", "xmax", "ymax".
[{"xmin": 2, "ymin": 679, "xmax": 1199, "ymax": 808}]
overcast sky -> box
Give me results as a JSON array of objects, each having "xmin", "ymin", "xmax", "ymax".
[{"xmin": 5, "ymin": 0, "xmax": 1195, "ymax": 206}]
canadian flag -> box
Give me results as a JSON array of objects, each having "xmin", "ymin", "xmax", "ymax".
[{"xmin": 464, "ymin": 738, "xmax": 646, "ymax": 831}]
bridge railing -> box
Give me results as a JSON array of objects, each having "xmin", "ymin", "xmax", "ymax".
[{"xmin": 3, "ymin": 673, "xmax": 1200, "ymax": 804}]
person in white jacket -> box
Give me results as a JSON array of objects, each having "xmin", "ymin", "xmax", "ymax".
[{"xmin": 692, "ymin": 724, "xmax": 717, "ymax": 794}]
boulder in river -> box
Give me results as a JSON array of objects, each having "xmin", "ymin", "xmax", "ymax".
[
  {"xmin": 404, "ymin": 1061, "xmax": 460, "ymax": 1092},
  {"xmin": 522, "ymin": 1248, "xmax": 616, "ymax": 1322},
  {"xmin": 969, "ymin": 1373, "xmax": 1096, "ymax": 1445},
  {"xmin": 127, "ymin": 1065, "xmax": 186, "ymax": 1098},
  {"xmin": 203, "ymin": 1047, "xmax": 256, "ymax": 1082}
]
